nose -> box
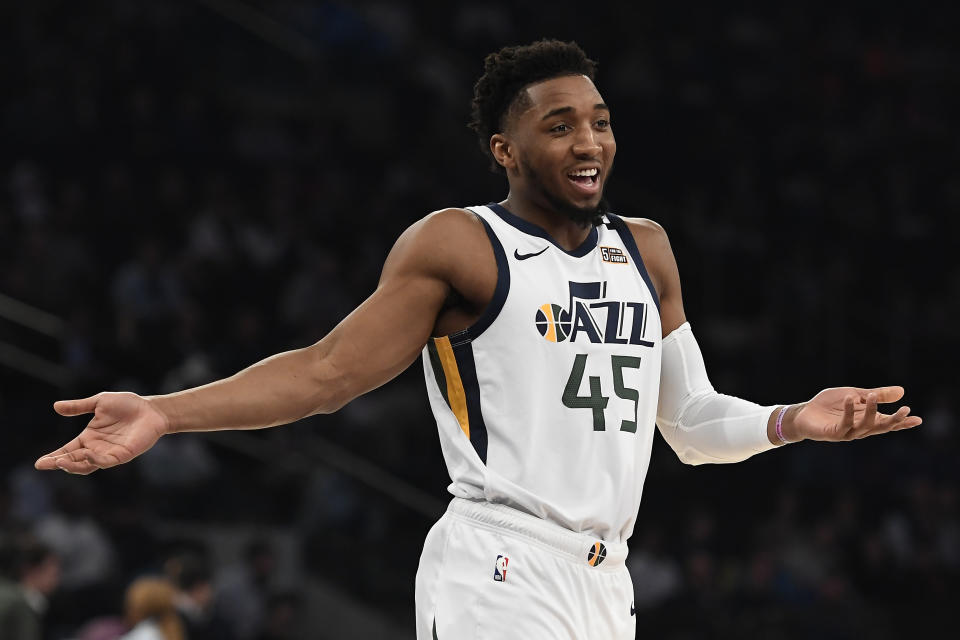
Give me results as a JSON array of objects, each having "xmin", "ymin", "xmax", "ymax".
[{"xmin": 571, "ymin": 128, "xmax": 602, "ymax": 158}]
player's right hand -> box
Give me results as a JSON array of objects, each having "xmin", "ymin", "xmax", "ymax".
[{"xmin": 35, "ymin": 392, "xmax": 170, "ymax": 475}]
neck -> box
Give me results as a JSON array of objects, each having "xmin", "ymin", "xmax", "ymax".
[{"xmin": 500, "ymin": 191, "xmax": 595, "ymax": 252}]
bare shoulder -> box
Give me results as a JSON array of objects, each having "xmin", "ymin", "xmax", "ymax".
[
  {"xmin": 617, "ymin": 216, "xmax": 676, "ymax": 296},
  {"xmin": 619, "ymin": 216, "xmax": 671, "ymax": 253},
  {"xmin": 390, "ymin": 207, "xmax": 484, "ymax": 260},
  {"xmin": 420, "ymin": 207, "xmax": 487, "ymax": 238},
  {"xmin": 383, "ymin": 207, "xmax": 497, "ymax": 333},
  {"xmin": 421, "ymin": 206, "xmax": 483, "ymax": 226},
  {"xmin": 397, "ymin": 208, "xmax": 487, "ymax": 258},
  {"xmin": 382, "ymin": 207, "xmax": 495, "ymax": 297}
]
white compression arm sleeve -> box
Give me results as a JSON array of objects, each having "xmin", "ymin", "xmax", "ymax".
[{"xmin": 656, "ymin": 322, "xmax": 778, "ymax": 465}]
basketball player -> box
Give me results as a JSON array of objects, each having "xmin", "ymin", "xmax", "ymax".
[{"xmin": 35, "ymin": 41, "xmax": 922, "ymax": 639}]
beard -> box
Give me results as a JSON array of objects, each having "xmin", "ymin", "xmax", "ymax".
[{"xmin": 522, "ymin": 160, "xmax": 612, "ymax": 228}]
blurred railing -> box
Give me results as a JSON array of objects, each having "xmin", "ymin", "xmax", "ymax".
[
  {"xmin": 193, "ymin": 0, "xmax": 321, "ymax": 63},
  {"xmin": 206, "ymin": 428, "xmax": 446, "ymax": 520},
  {"xmin": 0, "ymin": 291, "xmax": 70, "ymax": 388},
  {"xmin": 0, "ymin": 290, "xmax": 444, "ymax": 519}
]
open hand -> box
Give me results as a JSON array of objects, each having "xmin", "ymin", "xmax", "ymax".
[
  {"xmin": 789, "ymin": 386, "xmax": 922, "ymax": 442},
  {"xmin": 35, "ymin": 392, "xmax": 170, "ymax": 475}
]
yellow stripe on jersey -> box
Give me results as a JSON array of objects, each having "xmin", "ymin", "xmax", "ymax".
[
  {"xmin": 542, "ymin": 303, "xmax": 557, "ymax": 343},
  {"xmin": 433, "ymin": 336, "xmax": 470, "ymax": 439}
]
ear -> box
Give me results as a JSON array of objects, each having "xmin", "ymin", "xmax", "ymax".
[{"xmin": 490, "ymin": 134, "xmax": 516, "ymax": 170}]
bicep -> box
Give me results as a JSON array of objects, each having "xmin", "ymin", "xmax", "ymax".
[
  {"xmin": 628, "ymin": 218, "xmax": 687, "ymax": 336},
  {"xmin": 318, "ymin": 270, "xmax": 448, "ymax": 401},
  {"xmin": 656, "ymin": 237, "xmax": 687, "ymax": 337},
  {"xmin": 307, "ymin": 211, "xmax": 471, "ymax": 408}
]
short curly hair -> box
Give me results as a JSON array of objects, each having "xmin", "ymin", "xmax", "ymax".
[{"xmin": 469, "ymin": 40, "xmax": 598, "ymax": 172}]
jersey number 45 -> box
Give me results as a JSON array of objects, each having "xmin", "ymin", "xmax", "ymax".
[{"xmin": 562, "ymin": 354, "xmax": 642, "ymax": 433}]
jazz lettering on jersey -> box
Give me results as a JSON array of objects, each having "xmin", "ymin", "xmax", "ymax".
[{"xmin": 534, "ymin": 281, "xmax": 654, "ymax": 347}]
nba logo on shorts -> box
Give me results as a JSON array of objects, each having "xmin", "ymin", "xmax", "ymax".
[{"xmin": 493, "ymin": 555, "xmax": 508, "ymax": 582}]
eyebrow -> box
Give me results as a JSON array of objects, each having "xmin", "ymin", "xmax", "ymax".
[{"xmin": 541, "ymin": 103, "xmax": 609, "ymax": 121}]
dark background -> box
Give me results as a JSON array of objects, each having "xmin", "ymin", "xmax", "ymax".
[{"xmin": 1, "ymin": 1, "xmax": 957, "ymax": 638}]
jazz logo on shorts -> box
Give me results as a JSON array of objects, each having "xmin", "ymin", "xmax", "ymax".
[
  {"xmin": 493, "ymin": 555, "xmax": 509, "ymax": 582},
  {"xmin": 587, "ymin": 542, "xmax": 607, "ymax": 567}
]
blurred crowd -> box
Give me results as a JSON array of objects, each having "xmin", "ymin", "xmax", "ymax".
[
  {"xmin": 1, "ymin": 525, "xmax": 298, "ymax": 640},
  {"xmin": 1, "ymin": 1, "xmax": 957, "ymax": 639}
]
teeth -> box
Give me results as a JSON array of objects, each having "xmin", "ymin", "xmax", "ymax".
[{"xmin": 569, "ymin": 168, "xmax": 598, "ymax": 177}]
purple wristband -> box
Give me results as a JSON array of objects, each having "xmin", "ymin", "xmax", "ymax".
[{"xmin": 775, "ymin": 405, "xmax": 790, "ymax": 445}]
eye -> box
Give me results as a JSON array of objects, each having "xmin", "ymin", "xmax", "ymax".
[
  {"xmin": 550, "ymin": 123, "xmax": 570, "ymax": 133},
  {"xmin": 595, "ymin": 119, "xmax": 611, "ymax": 129}
]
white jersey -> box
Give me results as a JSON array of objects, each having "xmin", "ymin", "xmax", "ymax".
[{"xmin": 422, "ymin": 203, "xmax": 662, "ymax": 543}]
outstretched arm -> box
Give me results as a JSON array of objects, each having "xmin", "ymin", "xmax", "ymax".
[
  {"xmin": 36, "ymin": 209, "xmax": 488, "ymax": 474},
  {"xmin": 625, "ymin": 218, "xmax": 922, "ymax": 465}
]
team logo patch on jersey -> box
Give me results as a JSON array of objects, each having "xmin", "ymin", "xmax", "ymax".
[
  {"xmin": 493, "ymin": 555, "xmax": 509, "ymax": 582},
  {"xmin": 535, "ymin": 303, "xmax": 571, "ymax": 343},
  {"xmin": 587, "ymin": 542, "xmax": 607, "ymax": 567},
  {"xmin": 600, "ymin": 246, "xmax": 629, "ymax": 264},
  {"xmin": 534, "ymin": 281, "xmax": 654, "ymax": 346}
]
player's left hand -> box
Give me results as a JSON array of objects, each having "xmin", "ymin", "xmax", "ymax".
[{"xmin": 786, "ymin": 386, "xmax": 922, "ymax": 442}]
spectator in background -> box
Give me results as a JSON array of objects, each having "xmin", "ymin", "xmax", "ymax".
[
  {"xmin": 119, "ymin": 577, "xmax": 184, "ymax": 640},
  {"xmin": 163, "ymin": 545, "xmax": 231, "ymax": 640},
  {"xmin": 4, "ymin": 2, "xmax": 957, "ymax": 637},
  {"xmin": 255, "ymin": 591, "xmax": 304, "ymax": 640},
  {"xmin": 33, "ymin": 485, "xmax": 116, "ymax": 592},
  {"xmin": 0, "ymin": 534, "xmax": 60, "ymax": 640},
  {"xmin": 0, "ymin": 568, "xmax": 40, "ymax": 640},
  {"xmin": 74, "ymin": 616, "xmax": 128, "ymax": 640},
  {"xmin": 214, "ymin": 538, "xmax": 275, "ymax": 640},
  {"xmin": 32, "ymin": 483, "xmax": 117, "ymax": 631},
  {"xmin": 626, "ymin": 526, "xmax": 682, "ymax": 612}
]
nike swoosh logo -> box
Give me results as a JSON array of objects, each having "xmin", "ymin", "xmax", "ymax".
[{"xmin": 514, "ymin": 247, "xmax": 549, "ymax": 260}]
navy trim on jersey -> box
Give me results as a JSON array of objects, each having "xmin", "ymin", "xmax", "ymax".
[
  {"xmin": 605, "ymin": 213, "xmax": 661, "ymax": 313},
  {"xmin": 487, "ymin": 202, "xmax": 599, "ymax": 258},
  {"xmin": 425, "ymin": 341, "xmax": 449, "ymax": 406},
  {"xmin": 453, "ymin": 213, "xmax": 510, "ymax": 342},
  {"xmin": 450, "ymin": 340, "xmax": 488, "ymax": 463}
]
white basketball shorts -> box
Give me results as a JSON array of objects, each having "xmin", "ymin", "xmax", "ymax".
[{"xmin": 415, "ymin": 498, "xmax": 636, "ymax": 640}]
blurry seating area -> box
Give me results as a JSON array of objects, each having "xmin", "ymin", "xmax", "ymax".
[{"xmin": 1, "ymin": 1, "xmax": 956, "ymax": 638}]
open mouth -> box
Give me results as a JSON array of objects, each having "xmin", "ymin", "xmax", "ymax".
[{"xmin": 567, "ymin": 168, "xmax": 600, "ymax": 194}]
